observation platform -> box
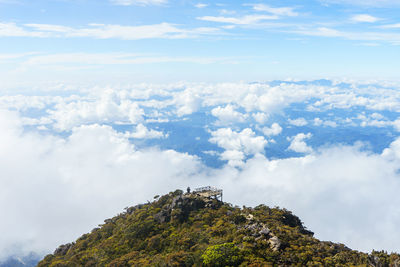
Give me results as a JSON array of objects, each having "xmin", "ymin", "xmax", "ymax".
[{"xmin": 193, "ymin": 186, "xmax": 223, "ymax": 201}]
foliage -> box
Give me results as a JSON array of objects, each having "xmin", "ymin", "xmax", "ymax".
[
  {"xmin": 201, "ymin": 243, "xmax": 243, "ymax": 266},
  {"xmin": 38, "ymin": 189, "xmax": 400, "ymax": 266}
]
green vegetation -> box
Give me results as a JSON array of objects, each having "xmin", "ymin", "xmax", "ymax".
[
  {"xmin": 38, "ymin": 189, "xmax": 400, "ymax": 266},
  {"xmin": 201, "ymin": 243, "xmax": 242, "ymax": 266}
]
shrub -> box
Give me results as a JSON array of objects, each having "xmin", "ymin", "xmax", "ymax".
[{"xmin": 201, "ymin": 243, "xmax": 243, "ymax": 267}]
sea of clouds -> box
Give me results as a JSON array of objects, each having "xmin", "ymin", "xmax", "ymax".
[{"xmin": 1, "ymin": 79, "xmax": 400, "ymax": 259}]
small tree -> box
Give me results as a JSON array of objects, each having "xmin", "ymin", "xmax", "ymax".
[{"xmin": 201, "ymin": 243, "xmax": 243, "ymax": 267}]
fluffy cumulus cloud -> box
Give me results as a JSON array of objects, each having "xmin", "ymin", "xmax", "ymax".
[
  {"xmin": 288, "ymin": 133, "xmax": 313, "ymax": 153},
  {"xmin": 48, "ymin": 89, "xmax": 144, "ymax": 131},
  {"xmin": 211, "ymin": 104, "xmax": 248, "ymax": 125},
  {"xmin": 172, "ymin": 88, "xmax": 202, "ymax": 116},
  {"xmin": 262, "ymin": 123, "xmax": 282, "ymax": 136},
  {"xmin": 209, "ymin": 128, "xmax": 267, "ymax": 166},
  {"xmin": 128, "ymin": 123, "xmax": 166, "ymax": 139},
  {"xmin": 252, "ymin": 112, "xmax": 269, "ymax": 124},
  {"xmin": 3, "ymin": 80, "xmax": 400, "ymax": 260}
]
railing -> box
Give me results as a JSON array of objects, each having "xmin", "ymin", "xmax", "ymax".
[
  {"xmin": 194, "ymin": 186, "xmax": 222, "ymax": 193},
  {"xmin": 193, "ymin": 186, "xmax": 223, "ymax": 201}
]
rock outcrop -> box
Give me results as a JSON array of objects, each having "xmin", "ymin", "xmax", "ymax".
[{"xmin": 154, "ymin": 191, "xmax": 221, "ymax": 223}]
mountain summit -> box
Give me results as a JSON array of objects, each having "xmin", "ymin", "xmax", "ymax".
[{"xmin": 38, "ymin": 188, "xmax": 399, "ymax": 266}]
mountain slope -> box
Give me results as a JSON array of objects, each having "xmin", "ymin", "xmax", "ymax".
[{"xmin": 38, "ymin": 189, "xmax": 400, "ymax": 266}]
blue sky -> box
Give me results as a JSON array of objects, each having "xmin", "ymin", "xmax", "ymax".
[{"xmin": 1, "ymin": 0, "xmax": 400, "ymax": 87}]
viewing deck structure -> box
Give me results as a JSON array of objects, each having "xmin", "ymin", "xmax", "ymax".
[{"xmin": 193, "ymin": 186, "xmax": 223, "ymax": 202}]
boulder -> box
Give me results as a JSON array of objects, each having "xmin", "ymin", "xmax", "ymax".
[
  {"xmin": 269, "ymin": 236, "xmax": 281, "ymax": 251},
  {"xmin": 259, "ymin": 227, "xmax": 270, "ymax": 236},
  {"xmin": 54, "ymin": 243, "xmax": 73, "ymax": 256}
]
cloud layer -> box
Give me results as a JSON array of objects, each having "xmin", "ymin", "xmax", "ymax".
[{"xmin": 2, "ymin": 80, "xmax": 400, "ymax": 260}]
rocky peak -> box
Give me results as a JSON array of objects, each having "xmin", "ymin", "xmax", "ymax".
[{"xmin": 154, "ymin": 190, "xmax": 222, "ymax": 223}]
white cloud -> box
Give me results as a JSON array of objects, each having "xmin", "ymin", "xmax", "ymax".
[
  {"xmin": 0, "ymin": 110, "xmax": 203, "ymax": 259},
  {"xmin": 197, "ymin": 14, "xmax": 278, "ymax": 25},
  {"xmin": 219, "ymin": 9, "xmax": 236, "ymax": 15},
  {"xmin": 297, "ymin": 27, "xmax": 342, "ymax": 38},
  {"xmin": 195, "ymin": 3, "xmax": 208, "ymax": 8},
  {"xmin": 288, "ymin": 133, "xmax": 313, "ymax": 153},
  {"xmin": 324, "ymin": 120, "xmax": 337, "ymax": 127},
  {"xmin": 127, "ymin": 123, "xmax": 166, "ymax": 139},
  {"xmin": 1, "ymin": 22, "xmax": 220, "ymax": 40},
  {"xmin": 379, "ymin": 23, "xmax": 400, "ymax": 29},
  {"xmin": 382, "ymin": 137, "xmax": 400, "ymax": 160},
  {"xmin": 250, "ymin": 4, "xmax": 298, "ymax": 17},
  {"xmin": 217, "ymin": 143, "xmax": 400, "ymax": 253},
  {"xmin": 262, "ymin": 123, "xmax": 282, "ymax": 136},
  {"xmin": 293, "ymin": 27, "xmax": 400, "ymax": 45},
  {"xmin": 371, "ymin": 112, "xmax": 385, "ymax": 120},
  {"xmin": 314, "ymin": 117, "xmax": 323, "ymax": 126},
  {"xmin": 65, "ymin": 23, "xmax": 206, "ymax": 40},
  {"xmin": 209, "ymin": 128, "xmax": 267, "ymax": 166},
  {"xmin": 4, "ymin": 81, "xmax": 400, "ymax": 129},
  {"xmin": 321, "ymin": 0, "xmax": 400, "ymax": 7},
  {"xmin": 391, "ymin": 118, "xmax": 400, "ymax": 131},
  {"xmin": 0, "ymin": 95, "xmax": 56, "ymax": 111},
  {"xmin": 110, "ymin": 0, "xmax": 167, "ymax": 6},
  {"xmin": 243, "ymin": 83, "xmax": 327, "ymax": 114},
  {"xmin": 18, "ymin": 53, "xmax": 231, "ymax": 68},
  {"xmin": 4, "ymin": 81, "xmax": 400, "ymax": 131},
  {"xmin": 24, "ymin": 23, "xmax": 72, "ymax": 33},
  {"xmin": 0, "ymin": 22, "xmax": 49, "ymax": 38},
  {"xmin": 48, "ymin": 89, "xmax": 144, "ymax": 131},
  {"xmin": 0, "ymin": 52, "xmax": 39, "ymax": 63},
  {"xmin": 211, "ymin": 104, "xmax": 248, "ymax": 124},
  {"xmin": 172, "ymin": 89, "xmax": 202, "ymax": 116},
  {"xmin": 252, "ymin": 112, "xmax": 269, "ymax": 124},
  {"xmin": 314, "ymin": 117, "xmax": 337, "ymax": 127},
  {"xmin": 210, "ymin": 128, "xmax": 267, "ymax": 155},
  {"xmin": 288, "ymin": 117, "xmax": 308, "ymax": 126},
  {"xmin": 355, "ymin": 112, "xmax": 393, "ymax": 128},
  {"xmin": 220, "ymin": 150, "xmax": 245, "ymax": 167},
  {"xmin": 351, "ymin": 14, "xmax": 381, "ymax": 23}
]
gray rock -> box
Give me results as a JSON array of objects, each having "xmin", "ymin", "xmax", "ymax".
[
  {"xmin": 54, "ymin": 243, "xmax": 73, "ymax": 256},
  {"xmin": 259, "ymin": 227, "xmax": 270, "ymax": 236},
  {"xmin": 246, "ymin": 214, "xmax": 254, "ymax": 221},
  {"xmin": 269, "ymin": 236, "xmax": 281, "ymax": 251},
  {"xmin": 245, "ymin": 223, "xmax": 258, "ymax": 231},
  {"xmin": 154, "ymin": 210, "xmax": 170, "ymax": 223}
]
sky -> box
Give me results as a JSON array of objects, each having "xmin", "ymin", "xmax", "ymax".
[
  {"xmin": 2, "ymin": 0, "xmax": 400, "ymax": 263},
  {"xmin": 1, "ymin": 0, "xmax": 400, "ymax": 87}
]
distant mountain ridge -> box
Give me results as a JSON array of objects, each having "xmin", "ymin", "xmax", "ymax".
[
  {"xmin": 0, "ymin": 253, "xmax": 41, "ymax": 267},
  {"xmin": 38, "ymin": 188, "xmax": 400, "ymax": 266}
]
